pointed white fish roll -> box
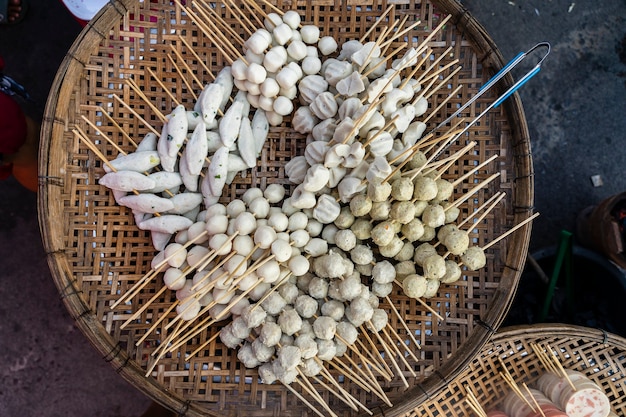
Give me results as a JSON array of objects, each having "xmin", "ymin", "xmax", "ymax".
[
  {"xmin": 103, "ymin": 151, "xmax": 160, "ymax": 173},
  {"xmin": 139, "ymin": 214, "xmax": 193, "ymax": 234},
  {"xmin": 167, "ymin": 192, "xmax": 203, "ymax": 215},
  {"xmin": 207, "ymin": 146, "xmax": 229, "ymax": 196},
  {"xmin": 146, "ymin": 171, "xmax": 183, "ymax": 193},
  {"xmin": 118, "ymin": 193, "xmax": 175, "ymax": 213},
  {"xmin": 251, "ymin": 109, "xmax": 269, "ymax": 156},
  {"xmin": 98, "ymin": 170, "xmax": 156, "ymax": 192},
  {"xmin": 151, "ymin": 231, "xmax": 173, "ymax": 252},
  {"xmin": 166, "ymin": 104, "xmax": 189, "ymax": 158},
  {"xmin": 136, "ymin": 132, "xmax": 158, "ymax": 152},
  {"xmin": 200, "ymin": 83, "xmax": 225, "ymax": 126},
  {"xmin": 178, "ymin": 153, "xmax": 199, "ymax": 192},
  {"xmin": 157, "ymin": 122, "xmax": 177, "ymax": 172},
  {"xmin": 238, "ymin": 116, "xmax": 256, "ymax": 168},
  {"xmin": 185, "ymin": 121, "xmax": 208, "ymax": 176},
  {"xmin": 219, "ymin": 100, "xmax": 244, "ymax": 148},
  {"xmin": 214, "ymin": 66, "xmax": 234, "ymax": 111}
]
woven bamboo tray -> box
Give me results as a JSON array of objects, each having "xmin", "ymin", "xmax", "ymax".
[
  {"xmin": 405, "ymin": 323, "xmax": 626, "ymax": 416},
  {"xmin": 38, "ymin": 0, "xmax": 534, "ymax": 416}
]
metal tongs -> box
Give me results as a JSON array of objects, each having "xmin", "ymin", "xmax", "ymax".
[{"xmin": 431, "ymin": 42, "xmax": 551, "ymax": 143}]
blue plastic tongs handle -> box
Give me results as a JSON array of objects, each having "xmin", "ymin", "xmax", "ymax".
[{"xmin": 433, "ymin": 42, "xmax": 551, "ymax": 132}]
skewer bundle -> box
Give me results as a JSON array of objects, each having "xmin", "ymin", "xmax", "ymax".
[{"xmin": 39, "ymin": 0, "xmax": 535, "ymax": 416}]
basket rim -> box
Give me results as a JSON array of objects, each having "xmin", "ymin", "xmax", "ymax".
[{"xmin": 37, "ymin": 1, "xmax": 534, "ymax": 416}]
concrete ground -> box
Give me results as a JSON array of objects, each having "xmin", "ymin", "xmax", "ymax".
[{"xmin": 0, "ymin": 1, "xmax": 625, "ymax": 416}]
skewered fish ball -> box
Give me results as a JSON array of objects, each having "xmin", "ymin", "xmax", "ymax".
[
  {"xmin": 334, "ymin": 229, "xmax": 357, "ymax": 251},
  {"xmin": 300, "ymin": 357, "xmax": 323, "ymax": 377},
  {"xmin": 370, "ymin": 201, "xmax": 391, "ymax": 221},
  {"xmin": 403, "ymin": 273, "xmax": 428, "ymax": 298},
  {"xmin": 273, "ymin": 359, "xmax": 299, "ymax": 384},
  {"xmin": 400, "ymin": 218, "xmax": 425, "ymax": 242},
  {"xmin": 435, "ymin": 178, "xmax": 454, "ymax": 202},
  {"xmin": 294, "ymin": 334, "xmax": 318, "ymax": 359},
  {"xmin": 367, "ymin": 178, "xmax": 392, "ymax": 202},
  {"xmin": 163, "ymin": 267, "xmax": 186, "ymax": 290},
  {"xmin": 313, "ymin": 316, "xmax": 337, "ymax": 340},
  {"xmin": 371, "ymin": 220, "xmax": 395, "ymax": 246},
  {"xmin": 339, "ymin": 272, "xmax": 363, "ymax": 301},
  {"xmin": 440, "ymin": 259, "xmax": 462, "ymax": 284},
  {"xmin": 366, "ymin": 308, "xmax": 389, "ymax": 332},
  {"xmin": 344, "ymin": 296, "xmax": 374, "ymax": 327},
  {"xmin": 413, "ymin": 176, "xmax": 438, "ymax": 201},
  {"xmin": 395, "ymin": 260, "xmax": 417, "ymax": 281},
  {"xmin": 304, "ymin": 237, "xmax": 328, "ymax": 257},
  {"xmin": 308, "ymin": 276, "xmax": 329, "ymax": 299},
  {"xmin": 219, "ymin": 324, "xmax": 243, "ymax": 349},
  {"xmin": 316, "ymin": 339, "xmax": 337, "ymax": 361},
  {"xmin": 259, "ymin": 321, "xmax": 282, "ymax": 347},
  {"xmin": 444, "ymin": 229, "xmax": 470, "ymax": 256},
  {"xmin": 351, "ymin": 218, "xmax": 373, "ymax": 240},
  {"xmin": 336, "ymin": 321, "xmax": 358, "ymax": 345},
  {"xmin": 414, "ymin": 242, "xmax": 438, "ymax": 266},
  {"xmin": 423, "ymin": 278, "xmax": 440, "ymax": 298},
  {"xmin": 321, "ymin": 299, "xmax": 345, "ymax": 321},
  {"xmin": 278, "ymin": 307, "xmax": 303, "ymax": 336},
  {"xmin": 422, "ymin": 254, "xmax": 446, "ymax": 280},
  {"xmin": 379, "ymin": 236, "xmax": 404, "ymax": 258},
  {"xmin": 391, "ymin": 177, "xmax": 414, "ymax": 201},
  {"xmin": 349, "ymin": 194, "xmax": 372, "ymax": 217},
  {"xmin": 422, "ymin": 204, "xmax": 446, "ymax": 228},
  {"xmin": 371, "ymin": 281, "xmax": 393, "ymax": 298},
  {"xmin": 258, "ymin": 362, "xmax": 277, "ymax": 384},
  {"xmin": 278, "ymin": 345, "xmax": 302, "ymax": 370},
  {"xmin": 350, "ymin": 244, "xmax": 374, "ymax": 265},
  {"xmin": 461, "ymin": 246, "xmax": 487, "ymax": 271},
  {"xmin": 390, "ymin": 201, "xmax": 416, "ymax": 224},
  {"xmin": 252, "ymin": 338, "xmax": 275, "ymax": 363},
  {"xmin": 443, "ymin": 203, "xmax": 461, "ymax": 223},
  {"xmin": 295, "ymin": 294, "xmax": 318, "ymax": 318}
]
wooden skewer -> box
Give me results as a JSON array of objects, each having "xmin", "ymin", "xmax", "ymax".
[
  {"xmin": 381, "ymin": 325, "xmax": 417, "ymax": 378},
  {"xmin": 252, "ymin": 0, "xmax": 284, "ymax": 18},
  {"xmin": 413, "ymin": 14, "xmax": 452, "ymax": 57},
  {"xmin": 498, "ymin": 357, "xmax": 537, "ymax": 411},
  {"xmin": 120, "ymin": 285, "xmax": 168, "ymax": 329},
  {"xmin": 310, "ymin": 375, "xmax": 360, "ymax": 413},
  {"xmin": 166, "ymin": 54, "xmax": 199, "ymax": 101},
  {"xmin": 135, "ymin": 300, "xmax": 178, "ymax": 346},
  {"xmin": 368, "ymin": 320, "xmax": 409, "ymax": 389},
  {"xmin": 234, "ymin": 0, "xmax": 264, "ymax": 29},
  {"xmin": 316, "ymin": 366, "xmax": 372, "ymax": 414},
  {"xmin": 451, "ymin": 154, "xmax": 500, "ymax": 187},
  {"xmin": 420, "ymin": 58, "xmax": 460, "ymax": 86},
  {"xmin": 295, "ymin": 372, "xmax": 339, "ymax": 417},
  {"xmin": 448, "ymin": 172, "xmax": 502, "ymax": 209},
  {"xmin": 357, "ymin": 25, "xmax": 390, "ymax": 74},
  {"xmin": 145, "ymin": 320, "xmax": 184, "ymax": 377},
  {"xmin": 283, "ymin": 381, "xmax": 326, "ymax": 417},
  {"xmin": 112, "ymin": 94, "xmax": 160, "ymax": 136},
  {"xmin": 125, "ymin": 77, "xmax": 168, "ymax": 123},
  {"xmin": 416, "ymin": 297, "xmax": 445, "ymax": 322},
  {"xmin": 210, "ymin": 0, "xmax": 254, "ymax": 39},
  {"xmin": 322, "ymin": 357, "xmax": 372, "ymax": 394},
  {"xmin": 360, "ymin": 43, "xmax": 406, "ymax": 79},
  {"xmin": 359, "ymin": 4, "xmax": 394, "ymax": 43},
  {"xmin": 523, "ymin": 382, "xmax": 546, "ymax": 417},
  {"xmin": 422, "ymin": 66, "xmax": 463, "ymax": 101},
  {"xmin": 422, "ymin": 84, "xmax": 463, "ymax": 125},
  {"xmin": 545, "ymin": 342, "xmax": 577, "ymax": 392},
  {"xmin": 482, "ymin": 212, "xmax": 539, "ymax": 251},
  {"xmin": 333, "ymin": 331, "xmax": 392, "ymax": 381},
  {"xmin": 98, "ymin": 106, "xmax": 138, "ymax": 147},
  {"xmin": 398, "ymin": 47, "xmax": 433, "ymax": 90},
  {"xmin": 147, "ymin": 67, "xmax": 180, "ymax": 106},
  {"xmin": 380, "ymin": 18, "xmax": 422, "ymax": 49},
  {"xmin": 356, "ymin": 325, "xmax": 395, "ymax": 379},
  {"xmin": 385, "ymin": 295, "xmax": 422, "ymax": 351},
  {"xmin": 177, "ymin": 35, "xmax": 213, "ymax": 78},
  {"xmin": 384, "ymin": 322, "xmax": 421, "ymax": 363},
  {"xmin": 530, "ymin": 342, "xmax": 558, "ymax": 374},
  {"xmin": 464, "ymin": 385, "xmax": 488, "ymax": 417},
  {"xmin": 186, "ymin": 331, "xmax": 220, "ymax": 359}
]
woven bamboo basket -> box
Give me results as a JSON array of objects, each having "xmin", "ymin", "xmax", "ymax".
[
  {"xmin": 405, "ymin": 323, "xmax": 626, "ymax": 416},
  {"xmin": 38, "ymin": 0, "xmax": 534, "ymax": 416}
]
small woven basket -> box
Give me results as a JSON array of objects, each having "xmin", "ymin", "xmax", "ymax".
[
  {"xmin": 405, "ymin": 323, "xmax": 626, "ymax": 416},
  {"xmin": 38, "ymin": 0, "xmax": 534, "ymax": 416}
]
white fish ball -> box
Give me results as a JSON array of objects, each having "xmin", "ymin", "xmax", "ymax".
[
  {"xmin": 318, "ymin": 36, "xmax": 338, "ymax": 55},
  {"xmin": 372, "ymin": 260, "xmax": 396, "ymax": 284},
  {"xmin": 288, "ymin": 211, "xmax": 309, "ymax": 231},
  {"xmin": 366, "ymin": 308, "xmax": 388, "ymax": 332},
  {"xmin": 225, "ymin": 254, "xmax": 247, "ymax": 277},
  {"xmin": 231, "ymin": 58, "xmax": 248, "ymax": 80},
  {"xmin": 402, "ymin": 273, "xmax": 427, "ymax": 298},
  {"xmin": 263, "ymin": 184, "xmax": 285, "ymax": 204},
  {"xmin": 209, "ymin": 233, "xmax": 233, "ymax": 255},
  {"xmin": 371, "ymin": 281, "xmax": 393, "ymax": 298},
  {"xmin": 230, "ymin": 298, "xmax": 251, "ymax": 316},
  {"xmin": 249, "ymin": 197, "xmax": 270, "ymax": 219},
  {"xmin": 461, "ymin": 246, "xmax": 486, "ymax": 271},
  {"xmin": 186, "ymin": 245, "xmax": 211, "ymax": 267},
  {"xmin": 321, "ymin": 223, "xmax": 339, "ymax": 245},
  {"xmin": 264, "ymin": 12, "xmax": 282, "ymax": 31},
  {"xmin": 260, "ymin": 77, "xmax": 280, "ymax": 98},
  {"xmin": 163, "ymin": 267, "xmax": 186, "ymax": 290},
  {"xmin": 303, "ymin": 237, "xmax": 328, "ymax": 257},
  {"xmin": 276, "ymin": 66, "xmax": 298, "ymax": 89},
  {"xmin": 242, "ymin": 187, "xmax": 264, "ymax": 205},
  {"xmin": 335, "ymin": 229, "xmax": 357, "ymax": 252},
  {"xmin": 254, "ymin": 225, "xmax": 277, "ymax": 249},
  {"xmin": 164, "ymin": 243, "xmax": 187, "ymax": 268},
  {"xmin": 344, "ymin": 296, "xmax": 374, "ymax": 327},
  {"xmin": 271, "ymin": 238, "xmax": 293, "ymax": 262},
  {"xmin": 268, "ymin": 212, "xmax": 289, "ymax": 232},
  {"xmin": 227, "ymin": 199, "xmax": 247, "ymax": 218},
  {"xmin": 246, "ymin": 62, "xmax": 267, "ymax": 84},
  {"xmin": 212, "ymin": 287, "xmax": 235, "ymax": 305},
  {"xmin": 259, "ymin": 321, "xmax": 282, "ymax": 347},
  {"xmin": 233, "ymin": 234, "xmax": 255, "ymax": 256},
  {"xmin": 273, "ymin": 22, "xmax": 293, "ymax": 45},
  {"xmin": 282, "ymin": 10, "xmax": 301, "ymax": 29},
  {"xmin": 176, "ymin": 297, "xmax": 201, "ymax": 321},
  {"xmin": 258, "ymin": 94, "xmax": 274, "ymax": 112},
  {"xmin": 301, "ymin": 56, "xmax": 322, "ymax": 75},
  {"xmin": 278, "ymin": 282, "xmax": 299, "ymax": 304},
  {"xmin": 288, "ymin": 254, "xmax": 310, "ymax": 276},
  {"xmin": 444, "ymin": 229, "xmax": 470, "ymax": 256},
  {"xmin": 313, "ymin": 316, "xmax": 337, "ymax": 341},
  {"xmin": 244, "ymin": 80, "xmax": 261, "ymax": 95},
  {"xmin": 234, "ymin": 211, "xmax": 257, "ymax": 235},
  {"xmin": 205, "ymin": 214, "xmax": 229, "ymax": 235},
  {"xmin": 237, "ymin": 270, "xmax": 259, "ymax": 291},
  {"xmin": 300, "ymin": 25, "xmax": 320, "ymax": 44},
  {"xmin": 278, "ymin": 307, "xmax": 302, "ymax": 336},
  {"xmin": 272, "ymin": 95, "xmax": 294, "ymax": 116},
  {"xmin": 287, "ymin": 40, "xmax": 307, "ymax": 60},
  {"xmin": 295, "ymin": 294, "xmax": 318, "ymax": 318},
  {"xmin": 306, "ymin": 219, "xmax": 323, "ymax": 237},
  {"xmin": 257, "ymin": 259, "xmax": 281, "ymax": 284},
  {"xmin": 248, "ymin": 281, "xmax": 271, "ymax": 301}
]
